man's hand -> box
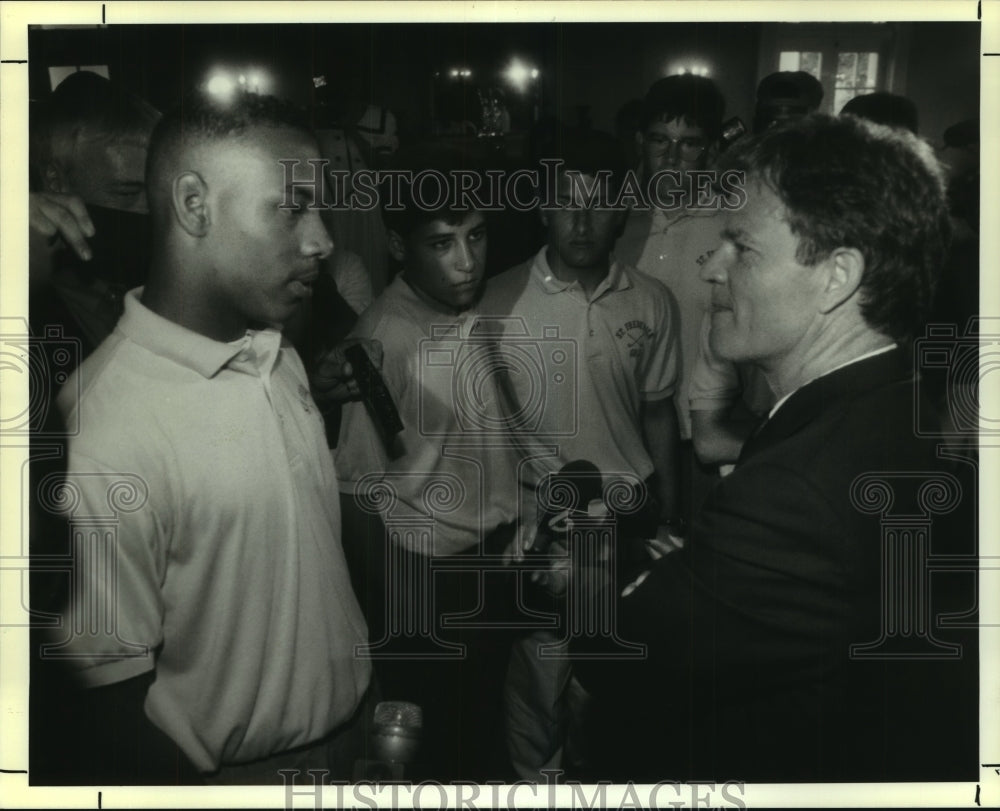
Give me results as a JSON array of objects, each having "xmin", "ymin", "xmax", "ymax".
[
  {"xmin": 644, "ymin": 524, "xmax": 686, "ymax": 560},
  {"xmin": 29, "ymin": 191, "xmax": 95, "ymax": 261},
  {"xmin": 529, "ymin": 509, "xmax": 615, "ymax": 600},
  {"xmin": 311, "ymin": 337, "xmax": 383, "ymax": 407}
]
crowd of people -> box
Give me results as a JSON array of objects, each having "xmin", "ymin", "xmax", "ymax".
[{"xmin": 27, "ymin": 66, "xmax": 979, "ymax": 785}]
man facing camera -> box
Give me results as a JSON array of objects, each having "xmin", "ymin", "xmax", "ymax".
[
  {"xmin": 335, "ymin": 145, "xmax": 520, "ymax": 781},
  {"xmin": 574, "ymin": 114, "xmax": 977, "ymax": 782},
  {"xmin": 54, "ymin": 94, "xmax": 371, "ymax": 784},
  {"xmin": 479, "ymin": 130, "xmax": 682, "ymax": 780}
]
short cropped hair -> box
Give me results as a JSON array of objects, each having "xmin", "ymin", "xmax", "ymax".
[
  {"xmin": 640, "ymin": 75, "xmax": 725, "ymax": 140},
  {"xmin": 145, "ymin": 92, "xmax": 316, "ymax": 219},
  {"xmin": 380, "ymin": 142, "xmax": 486, "ymax": 237},
  {"xmin": 720, "ymin": 114, "xmax": 950, "ymax": 341},
  {"xmin": 35, "ymin": 71, "xmax": 160, "ymax": 167}
]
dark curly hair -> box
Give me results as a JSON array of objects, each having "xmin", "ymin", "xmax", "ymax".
[{"xmin": 719, "ymin": 113, "xmax": 951, "ymax": 341}]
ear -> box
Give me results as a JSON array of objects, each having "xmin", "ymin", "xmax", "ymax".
[
  {"xmin": 172, "ymin": 171, "xmax": 210, "ymax": 237},
  {"xmin": 818, "ymin": 247, "xmax": 865, "ymax": 314},
  {"xmin": 634, "ymin": 129, "xmax": 645, "ymax": 150},
  {"xmin": 387, "ymin": 228, "xmax": 407, "ymax": 263}
]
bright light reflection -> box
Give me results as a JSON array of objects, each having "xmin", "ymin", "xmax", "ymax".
[
  {"xmin": 206, "ymin": 73, "xmax": 236, "ymax": 102},
  {"xmin": 505, "ymin": 58, "xmax": 537, "ymax": 92}
]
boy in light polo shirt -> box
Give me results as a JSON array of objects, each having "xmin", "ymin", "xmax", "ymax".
[
  {"xmin": 335, "ymin": 144, "xmax": 520, "ymax": 781},
  {"xmin": 615, "ymin": 75, "xmax": 727, "ymax": 519},
  {"xmin": 478, "ymin": 129, "xmax": 682, "ymax": 779}
]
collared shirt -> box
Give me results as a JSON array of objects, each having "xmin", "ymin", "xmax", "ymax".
[
  {"xmin": 478, "ymin": 247, "xmax": 678, "ymax": 490},
  {"xmin": 335, "ymin": 276, "xmax": 520, "ymax": 556},
  {"xmin": 768, "ymin": 343, "xmax": 898, "ymax": 419},
  {"xmin": 615, "ymin": 207, "xmax": 721, "ymax": 439},
  {"xmin": 56, "ymin": 289, "xmax": 371, "ymax": 772}
]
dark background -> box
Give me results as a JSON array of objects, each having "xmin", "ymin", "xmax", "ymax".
[{"xmin": 28, "ymin": 21, "xmax": 980, "ymax": 148}]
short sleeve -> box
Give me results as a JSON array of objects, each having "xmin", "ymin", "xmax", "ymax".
[
  {"xmin": 334, "ymin": 307, "xmax": 404, "ymax": 492},
  {"xmin": 638, "ymin": 278, "xmax": 680, "ymax": 402},
  {"xmin": 56, "ymin": 453, "xmax": 165, "ymax": 687},
  {"xmin": 335, "ymin": 399, "xmax": 389, "ymax": 493}
]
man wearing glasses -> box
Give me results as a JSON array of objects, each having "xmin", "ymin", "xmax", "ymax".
[{"xmin": 615, "ymin": 75, "xmax": 728, "ymax": 522}]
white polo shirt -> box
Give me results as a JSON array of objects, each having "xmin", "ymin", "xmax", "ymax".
[
  {"xmin": 56, "ymin": 289, "xmax": 371, "ymax": 773},
  {"xmin": 615, "ymin": 207, "xmax": 721, "ymax": 439},
  {"xmin": 335, "ymin": 276, "xmax": 520, "ymax": 556},
  {"xmin": 478, "ymin": 248, "xmax": 678, "ymax": 489}
]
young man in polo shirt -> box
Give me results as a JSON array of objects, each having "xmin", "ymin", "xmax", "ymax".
[
  {"xmin": 479, "ymin": 130, "xmax": 681, "ymax": 778},
  {"xmin": 615, "ymin": 75, "xmax": 727, "ymax": 519},
  {"xmin": 54, "ymin": 93, "xmax": 371, "ymax": 784},
  {"xmin": 335, "ymin": 144, "xmax": 520, "ymax": 780}
]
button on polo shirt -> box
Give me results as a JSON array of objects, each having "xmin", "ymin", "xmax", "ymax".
[
  {"xmin": 478, "ymin": 248, "xmax": 679, "ymax": 489},
  {"xmin": 56, "ymin": 289, "xmax": 371, "ymax": 772}
]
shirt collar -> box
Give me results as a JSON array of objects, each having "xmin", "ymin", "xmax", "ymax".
[
  {"xmin": 118, "ymin": 288, "xmax": 284, "ymax": 379},
  {"xmin": 393, "ymin": 275, "xmax": 477, "ymax": 335},
  {"xmin": 530, "ymin": 246, "xmax": 632, "ymax": 300},
  {"xmin": 768, "ymin": 343, "xmax": 898, "ymax": 419}
]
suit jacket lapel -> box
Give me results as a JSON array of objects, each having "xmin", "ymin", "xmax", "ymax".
[{"xmin": 737, "ymin": 346, "xmax": 912, "ymax": 465}]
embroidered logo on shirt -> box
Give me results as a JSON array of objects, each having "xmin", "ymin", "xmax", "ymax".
[{"xmin": 615, "ymin": 320, "xmax": 655, "ymax": 358}]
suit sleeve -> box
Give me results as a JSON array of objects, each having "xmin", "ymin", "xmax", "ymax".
[{"xmin": 575, "ymin": 461, "xmax": 851, "ymax": 701}]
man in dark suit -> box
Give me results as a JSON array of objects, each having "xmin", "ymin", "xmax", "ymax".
[{"xmin": 573, "ymin": 114, "xmax": 977, "ymax": 783}]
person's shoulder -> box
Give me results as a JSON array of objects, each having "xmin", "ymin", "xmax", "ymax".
[
  {"xmin": 57, "ymin": 330, "xmax": 131, "ymax": 419},
  {"xmin": 57, "ymin": 331, "xmax": 166, "ymax": 463},
  {"xmin": 485, "ymin": 260, "xmax": 533, "ymax": 291},
  {"xmin": 480, "ymin": 261, "xmax": 534, "ymax": 313},
  {"xmin": 353, "ymin": 279, "xmax": 447, "ymax": 356},
  {"xmin": 620, "ymin": 262, "xmax": 676, "ymax": 313},
  {"xmin": 351, "ymin": 282, "xmax": 408, "ymax": 339}
]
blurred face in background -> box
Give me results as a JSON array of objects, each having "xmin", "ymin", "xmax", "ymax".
[
  {"xmin": 46, "ymin": 123, "xmax": 154, "ymax": 214},
  {"xmin": 543, "ymin": 169, "xmax": 625, "ymax": 276},
  {"xmin": 638, "ymin": 116, "xmax": 710, "ymax": 205}
]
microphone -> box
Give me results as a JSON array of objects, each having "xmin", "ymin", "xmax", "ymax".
[
  {"xmin": 354, "ymin": 701, "xmax": 423, "ymax": 781},
  {"xmin": 527, "ymin": 459, "xmax": 603, "ymax": 555}
]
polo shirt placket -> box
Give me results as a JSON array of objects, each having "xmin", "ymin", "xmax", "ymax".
[{"xmin": 56, "ymin": 290, "xmax": 371, "ymax": 773}]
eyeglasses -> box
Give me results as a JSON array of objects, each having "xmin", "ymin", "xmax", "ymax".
[{"xmin": 644, "ymin": 133, "xmax": 709, "ymax": 161}]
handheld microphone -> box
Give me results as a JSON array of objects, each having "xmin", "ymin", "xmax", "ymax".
[
  {"xmin": 354, "ymin": 700, "xmax": 423, "ymax": 781},
  {"xmin": 527, "ymin": 459, "xmax": 603, "ymax": 555}
]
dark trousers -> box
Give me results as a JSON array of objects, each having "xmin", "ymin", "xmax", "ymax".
[{"xmin": 340, "ymin": 495, "xmax": 517, "ymax": 782}]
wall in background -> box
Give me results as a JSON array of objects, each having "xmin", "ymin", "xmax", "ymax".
[
  {"xmin": 544, "ymin": 23, "xmax": 761, "ymax": 135},
  {"xmin": 28, "ymin": 21, "xmax": 979, "ymax": 149},
  {"xmin": 905, "ymin": 22, "xmax": 980, "ymax": 143}
]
